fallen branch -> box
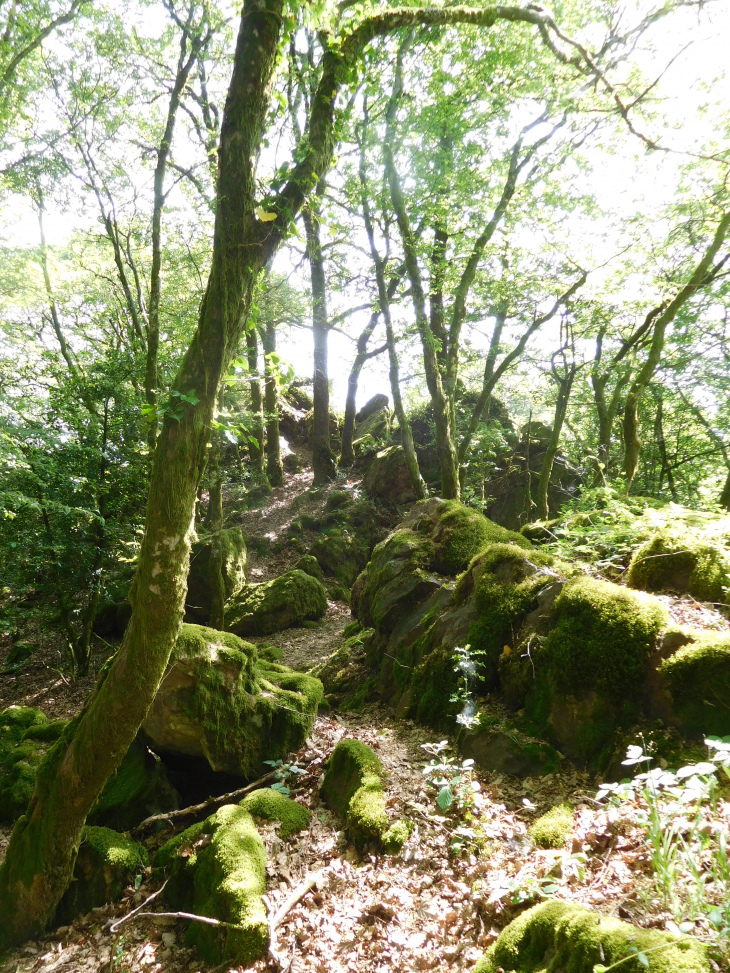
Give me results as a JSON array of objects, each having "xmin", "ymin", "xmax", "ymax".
[
  {"xmin": 129, "ymin": 770, "xmax": 278, "ymax": 835},
  {"xmin": 117, "ymin": 910, "xmax": 242, "ymax": 929},
  {"xmin": 268, "ymin": 869, "xmax": 323, "ymax": 967},
  {"xmin": 110, "ymin": 881, "xmax": 168, "ymax": 933}
]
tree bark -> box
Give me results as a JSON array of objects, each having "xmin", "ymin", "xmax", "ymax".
[
  {"xmin": 262, "ymin": 320, "xmax": 284, "ymax": 487},
  {"xmin": 204, "ymin": 388, "xmax": 226, "ymax": 631},
  {"xmin": 303, "ymin": 203, "xmax": 337, "ymax": 485},
  {"xmin": 536, "ymin": 353, "xmax": 577, "ymax": 521},
  {"xmin": 245, "ymin": 325, "xmax": 266, "ymax": 480},
  {"xmin": 340, "ymin": 311, "xmax": 382, "ymax": 468}
]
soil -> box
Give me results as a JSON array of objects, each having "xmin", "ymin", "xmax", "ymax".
[{"xmin": 1, "ymin": 450, "xmax": 728, "ymax": 973}]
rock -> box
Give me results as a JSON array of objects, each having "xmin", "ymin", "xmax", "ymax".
[
  {"xmin": 155, "ymin": 804, "xmax": 268, "ymax": 966},
  {"xmin": 293, "ymin": 554, "xmax": 323, "ymax": 582},
  {"xmin": 459, "ymin": 727, "xmax": 560, "ymax": 778},
  {"xmin": 226, "ymin": 569, "xmax": 327, "ymax": 637},
  {"xmin": 627, "ymin": 529, "xmax": 729, "ymax": 602},
  {"xmin": 93, "ymin": 600, "xmax": 132, "ymax": 638},
  {"xmin": 356, "ymin": 528, "xmax": 438, "ymax": 634},
  {"xmin": 475, "ymin": 900, "xmax": 710, "ymax": 973},
  {"xmin": 56, "ymin": 827, "xmax": 147, "ymax": 924},
  {"xmin": 142, "ymin": 625, "xmax": 323, "ymax": 776},
  {"xmin": 355, "ymin": 393, "xmax": 389, "ymax": 423},
  {"xmin": 0, "ymin": 708, "xmax": 178, "ymax": 828},
  {"xmin": 309, "ymin": 529, "xmax": 368, "ymax": 587},
  {"xmin": 186, "ymin": 527, "xmax": 248, "ymax": 623},
  {"xmin": 240, "ymin": 788, "xmax": 311, "ymax": 839},
  {"xmin": 353, "ymin": 403, "xmax": 390, "ymax": 449},
  {"xmin": 363, "ymin": 446, "xmax": 416, "ymax": 505},
  {"xmin": 657, "ymin": 631, "xmax": 730, "ymax": 737}
]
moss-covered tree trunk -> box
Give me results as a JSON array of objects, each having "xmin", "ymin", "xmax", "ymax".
[
  {"xmin": 204, "ymin": 389, "xmax": 226, "ymax": 630},
  {"xmin": 340, "ymin": 311, "xmax": 380, "ymax": 468},
  {"xmin": 246, "ymin": 325, "xmax": 267, "ymax": 481},
  {"xmin": 303, "ymin": 203, "xmax": 337, "ymax": 485},
  {"xmin": 536, "ymin": 354, "xmax": 576, "ymax": 521},
  {"xmin": 262, "ymin": 319, "xmax": 284, "ymax": 487}
]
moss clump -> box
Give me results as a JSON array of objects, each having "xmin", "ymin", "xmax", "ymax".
[
  {"xmin": 408, "ymin": 645, "xmax": 458, "ymax": 728},
  {"xmin": 475, "ymin": 900, "xmax": 710, "ymax": 972},
  {"xmin": 226, "ymin": 569, "xmax": 327, "ymax": 636},
  {"xmin": 529, "ymin": 803, "xmax": 573, "ymax": 849},
  {"xmin": 0, "ymin": 713, "xmax": 65, "ymax": 822},
  {"xmin": 159, "ymin": 804, "xmax": 268, "ymax": 966},
  {"xmin": 309, "ymin": 529, "xmax": 368, "ymax": 588},
  {"xmin": 240, "ymin": 788, "xmax": 311, "ymax": 839},
  {"xmin": 321, "ymin": 739, "xmax": 396, "ymax": 849},
  {"xmin": 543, "ymin": 577, "xmax": 667, "ymax": 703},
  {"xmin": 56, "ymin": 826, "xmax": 147, "ymax": 923},
  {"xmin": 432, "ymin": 500, "xmax": 530, "ymax": 575},
  {"xmin": 381, "ymin": 818, "xmax": 414, "ymax": 853},
  {"xmin": 87, "ymin": 737, "xmax": 179, "ymax": 831},
  {"xmin": 143, "ymin": 626, "xmax": 323, "ymax": 778},
  {"xmin": 357, "ymin": 529, "xmax": 436, "ymax": 633},
  {"xmin": 293, "ymin": 554, "xmax": 323, "ymax": 582},
  {"xmin": 628, "ymin": 530, "xmax": 729, "ymax": 603},
  {"xmin": 659, "ymin": 632, "xmax": 730, "ymax": 737},
  {"xmin": 462, "ymin": 543, "xmax": 558, "ymax": 691}
]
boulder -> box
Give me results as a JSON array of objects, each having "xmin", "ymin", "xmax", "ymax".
[
  {"xmin": 363, "ymin": 445, "xmax": 416, "ymax": 505},
  {"xmin": 355, "ymin": 393, "xmax": 389, "ymax": 424},
  {"xmin": 352, "ymin": 403, "xmax": 390, "ymax": 450},
  {"xmin": 0, "ymin": 707, "xmax": 179, "ymax": 827},
  {"xmin": 657, "ymin": 631, "xmax": 730, "ymax": 737},
  {"xmin": 155, "ymin": 804, "xmax": 268, "ymax": 966},
  {"xmin": 459, "ymin": 726, "xmax": 561, "ymax": 778},
  {"xmin": 240, "ymin": 788, "xmax": 311, "ymax": 839},
  {"xmin": 627, "ymin": 529, "xmax": 729, "ymax": 602},
  {"xmin": 293, "ymin": 554, "xmax": 323, "ymax": 582},
  {"xmin": 56, "ymin": 827, "xmax": 147, "ymax": 923},
  {"xmin": 475, "ymin": 900, "xmax": 709, "ymax": 973},
  {"xmin": 309, "ymin": 529, "xmax": 368, "ymax": 587},
  {"xmin": 186, "ymin": 527, "xmax": 248, "ymax": 623},
  {"xmin": 142, "ymin": 625, "xmax": 323, "ymax": 777},
  {"xmin": 226, "ymin": 569, "xmax": 327, "ymax": 637}
]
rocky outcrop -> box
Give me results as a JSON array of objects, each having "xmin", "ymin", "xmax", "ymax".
[
  {"xmin": 362, "ymin": 445, "xmax": 417, "ymax": 505},
  {"xmin": 186, "ymin": 527, "xmax": 248, "ymax": 624},
  {"xmin": 142, "ymin": 625, "xmax": 323, "ymax": 776},
  {"xmin": 226, "ymin": 569, "xmax": 327, "ymax": 637}
]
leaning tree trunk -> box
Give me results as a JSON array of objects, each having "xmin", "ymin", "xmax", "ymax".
[
  {"xmin": 262, "ymin": 319, "xmax": 284, "ymax": 487},
  {"xmin": 246, "ymin": 325, "xmax": 266, "ymax": 480},
  {"xmin": 303, "ymin": 205, "xmax": 337, "ymax": 485},
  {"xmin": 0, "ymin": 0, "xmax": 286, "ymax": 944}
]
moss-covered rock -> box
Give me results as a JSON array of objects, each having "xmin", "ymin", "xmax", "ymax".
[
  {"xmin": 362, "ymin": 445, "xmax": 417, "ymax": 505},
  {"xmin": 142, "ymin": 625, "xmax": 323, "ymax": 776},
  {"xmin": 309, "ymin": 529, "xmax": 368, "ymax": 587},
  {"xmin": 381, "ymin": 818, "xmax": 414, "ymax": 853},
  {"xmin": 226, "ymin": 569, "xmax": 327, "ymax": 636},
  {"xmin": 321, "ymin": 739, "xmax": 402, "ymax": 849},
  {"xmin": 475, "ymin": 900, "xmax": 710, "ymax": 972},
  {"xmin": 56, "ymin": 827, "xmax": 147, "ymax": 923},
  {"xmin": 432, "ymin": 500, "xmax": 530, "ymax": 575},
  {"xmin": 186, "ymin": 527, "xmax": 248, "ymax": 623},
  {"xmin": 357, "ymin": 529, "xmax": 437, "ymax": 633},
  {"xmin": 157, "ymin": 804, "xmax": 268, "ymax": 966},
  {"xmin": 627, "ymin": 530, "xmax": 729, "ymax": 603},
  {"xmin": 240, "ymin": 788, "xmax": 311, "ymax": 839},
  {"xmin": 293, "ymin": 554, "xmax": 323, "ymax": 582},
  {"xmin": 529, "ymin": 803, "xmax": 573, "ymax": 849},
  {"xmin": 311, "ymin": 630, "xmax": 374, "ymax": 706},
  {"xmin": 658, "ymin": 632, "xmax": 730, "ymax": 737}
]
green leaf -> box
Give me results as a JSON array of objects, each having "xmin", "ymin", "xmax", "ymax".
[
  {"xmin": 637, "ymin": 952, "xmax": 649, "ymax": 967},
  {"xmin": 436, "ymin": 786, "xmax": 453, "ymax": 811}
]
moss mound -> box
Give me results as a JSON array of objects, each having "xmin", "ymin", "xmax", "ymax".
[
  {"xmin": 432, "ymin": 500, "xmax": 530, "ymax": 575},
  {"xmin": 142, "ymin": 626, "xmax": 323, "ymax": 777},
  {"xmin": 542, "ymin": 577, "xmax": 667, "ymax": 703},
  {"xmin": 240, "ymin": 788, "xmax": 311, "ymax": 839},
  {"xmin": 321, "ymin": 739, "xmax": 403, "ymax": 849},
  {"xmin": 293, "ymin": 554, "xmax": 323, "ymax": 582},
  {"xmin": 158, "ymin": 804, "xmax": 268, "ymax": 966},
  {"xmin": 628, "ymin": 530, "xmax": 729, "ymax": 603},
  {"xmin": 529, "ymin": 803, "xmax": 573, "ymax": 849},
  {"xmin": 475, "ymin": 900, "xmax": 710, "ymax": 972},
  {"xmin": 56, "ymin": 826, "xmax": 147, "ymax": 923},
  {"xmin": 226, "ymin": 569, "xmax": 327, "ymax": 636},
  {"xmin": 357, "ymin": 529, "xmax": 437, "ymax": 633},
  {"xmin": 659, "ymin": 632, "xmax": 730, "ymax": 737},
  {"xmin": 309, "ymin": 529, "xmax": 368, "ymax": 587}
]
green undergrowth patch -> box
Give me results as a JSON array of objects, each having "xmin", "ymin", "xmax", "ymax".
[
  {"xmin": 475, "ymin": 899, "xmax": 710, "ymax": 972},
  {"xmin": 529, "ymin": 802, "xmax": 573, "ymax": 849}
]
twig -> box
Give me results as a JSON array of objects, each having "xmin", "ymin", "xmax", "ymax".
[
  {"xmin": 110, "ymin": 881, "xmax": 168, "ymax": 932},
  {"xmin": 117, "ymin": 910, "xmax": 242, "ymax": 929},
  {"xmin": 268, "ymin": 870, "xmax": 322, "ymax": 968},
  {"xmin": 129, "ymin": 770, "xmax": 277, "ymax": 834}
]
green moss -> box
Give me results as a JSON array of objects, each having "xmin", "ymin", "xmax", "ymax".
[
  {"xmin": 186, "ymin": 527, "xmax": 247, "ymax": 621},
  {"xmin": 347, "ymin": 778, "xmax": 388, "ymax": 844},
  {"xmin": 56, "ymin": 826, "xmax": 147, "ymax": 923},
  {"xmin": 381, "ymin": 818, "xmax": 414, "ymax": 853},
  {"xmin": 627, "ymin": 530, "xmax": 729, "ymax": 603},
  {"xmin": 409, "ymin": 646, "xmax": 458, "ymax": 728},
  {"xmin": 321, "ymin": 739, "xmax": 383, "ymax": 817},
  {"xmin": 475, "ymin": 900, "xmax": 710, "ymax": 973},
  {"xmin": 0, "ymin": 713, "xmax": 64, "ymax": 822},
  {"xmin": 433, "ymin": 500, "xmax": 531, "ymax": 575},
  {"xmin": 343, "ymin": 620, "xmax": 361, "ymax": 638},
  {"xmin": 293, "ymin": 554, "xmax": 323, "ymax": 582},
  {"xmin": 88, "ymin": 738, "xmax": 179, "ymax": 832},
  {"xmin": 161, "ymin": 804, "xmax": 268, "ymax": 966},
  {"xmin": 543, "ymin": 577, "xmax": 667, "ymax": 703},
  {"xmin": 240, "ymin": 788, "xmax": 311, "ymax": 839},
  {"xmin": 659, "ymin": 632, "xmax": 730, "ymax": 737},
  {"xmin": 226, "ymin": 569, "xmax": 327, "ymax": 636},
  {"xmin": 529, "ymin": 803, "xmax": 573, "ymax": 849},
  {"xmin": 357, "ymin": 529, "xmax": 437, "ymax": 632},
  {"xmin": 340, "ymin": 676, "xmax": 379, "ymax": 711}
]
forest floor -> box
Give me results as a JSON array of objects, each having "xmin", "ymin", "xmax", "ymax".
[{"xmin": 1, "ymin": 451, "xmax": 729, "ymax": 973}]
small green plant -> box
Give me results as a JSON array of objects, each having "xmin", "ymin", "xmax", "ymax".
[
  {"xmin": 263, "ymin": 758, "xmax": 306, "ymax": 796},
  {"xmin": 421, "ymin": 740, "xmax": 480, "ymax": 813},
  {"xmin": 450, "ymin": 643, "xmax": 488, "ymax": 729}
]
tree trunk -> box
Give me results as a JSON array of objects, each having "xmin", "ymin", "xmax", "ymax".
[
  {"xmin": 340, "ymin": 311, "xmax": 379, "ymax": 468},
  {"xmin": 245, "ymin": 325, "xmax": 266, "ymax": 480},
  {"xmin": 536, "ymin": 359, "xmax": 576, "ymax": 521},
  {"xmin": 204, "ymin": 389, "xmax": 226, "ymax": 631},
  {"xmin": 303, "ymin": 204, "xmax": 336, "ymax": 485},
  {"xmin": 262, "ymin": 320, "xmax": 284, "ymax": 487}
]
